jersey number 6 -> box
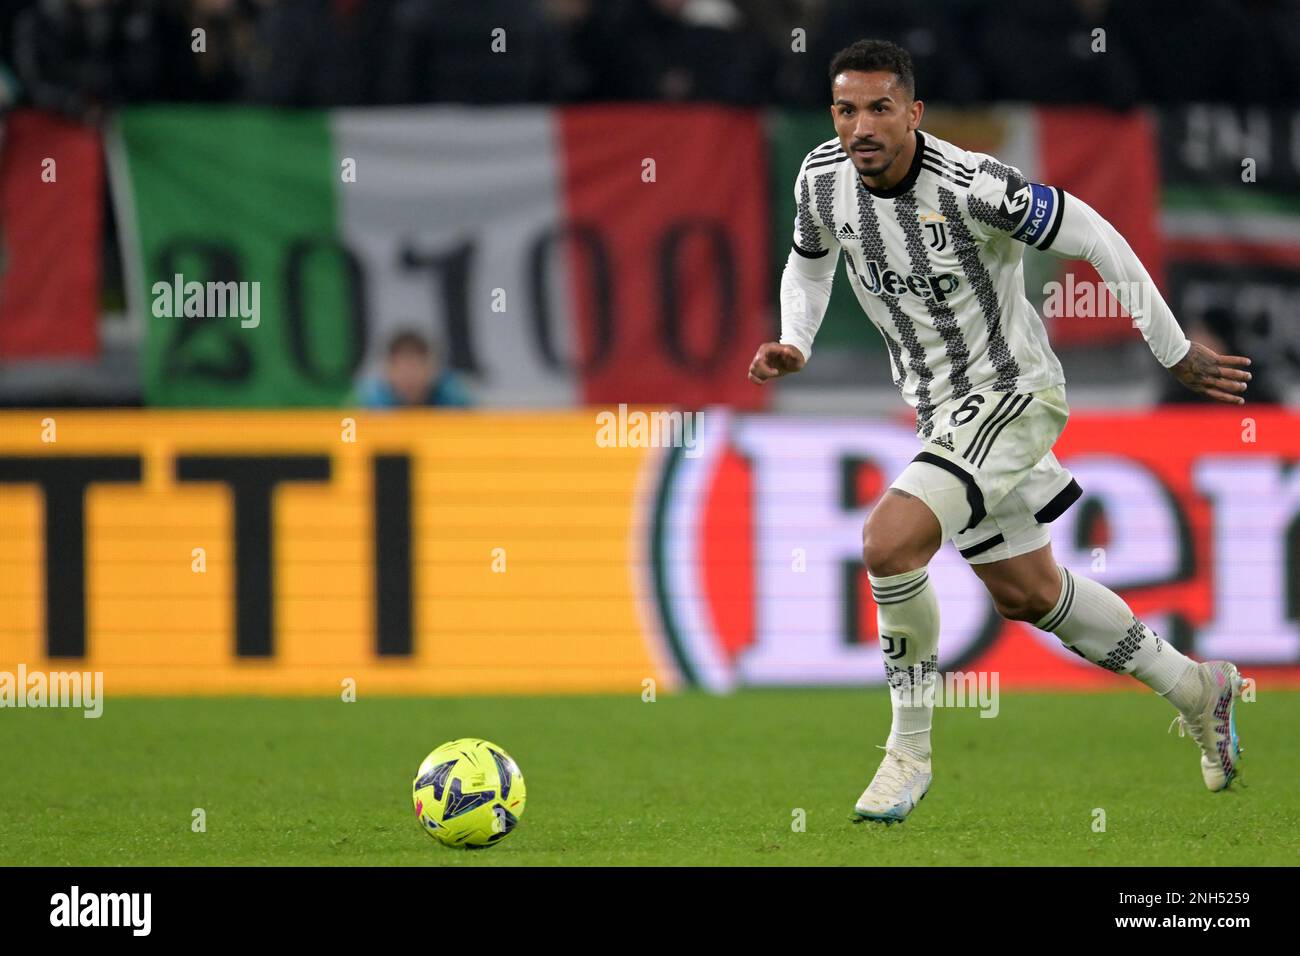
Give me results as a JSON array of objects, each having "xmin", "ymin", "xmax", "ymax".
[{"xmin": 950, "ymin": 394, "xmax": 986, "ymax": 427}]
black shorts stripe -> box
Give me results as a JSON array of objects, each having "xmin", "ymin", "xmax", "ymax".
[
  {"xmin": 1034, "ymin": 478, "xmax": 1082, "ymax": 523},
  {"xmin": 975, "ymin": 394, "xmax": 1033, "ymax": 468},
  {"xmin": 912, "ymin": 451, "xmax": 986, "ymax": 531},
  {"xmin": 958, "ymin": 533, "xmax": 1005, "ymax": 559},
  {"xmin": 969, "ymin": 393, "xmax": 1029, "ymax": 466},
  {"xmin": 962, "ymin": 393, "xmax": 1015, "ymax": 461}
]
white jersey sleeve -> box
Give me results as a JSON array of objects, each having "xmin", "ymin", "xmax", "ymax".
[
  {"xmin": 791, "ymin": 145, "xmax": 843, "ymax": 260},
  {"xmin": 1042, "ymin": 192, "xmax": 1192, "ymax": 368},
  {"xmin": 965, "ymin": 157, "xmax": 1189, "ymax": 367},
  {"xmin": 963, "ymin": 157, "xmax": 1065, "ymax": 250},
  {"xmin": 779, "ymin": 248, "xmax": 834, "ymax": 361},
  {"xmin": 781, "ymin": 145, "xmax": 843, "ymax": 360}
]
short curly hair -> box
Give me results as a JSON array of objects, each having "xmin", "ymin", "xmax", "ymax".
[{"xmin": 828, "ymin": 39, "xmax": 916, "ymax": 100}]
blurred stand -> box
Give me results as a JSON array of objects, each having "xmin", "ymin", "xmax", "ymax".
[
  {"xmin": 0, "ymin": 0, "xmax": 1298, "ymax": 409},
  {"xmin": 7, "ymin": 0, "xmax": 1300, "ymax": 112}
]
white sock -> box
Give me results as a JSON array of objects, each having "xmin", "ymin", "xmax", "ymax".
[
  {"xmin": 1036, "ymin": 565, "xmax": 1201, "ymax": 712},
  {"xmin": 869, "ymin": 567, "xmax": 939, "ymax": 761}
]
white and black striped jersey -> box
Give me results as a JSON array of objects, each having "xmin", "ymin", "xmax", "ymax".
[{"xmin": 790, "ymin": 129, "xmax": 1067, "ymax": 438}]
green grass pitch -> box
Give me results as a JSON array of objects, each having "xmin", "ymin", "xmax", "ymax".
[{"xmin": 2, "ymin": 690, "xmax": 1296, "ymax": 866}]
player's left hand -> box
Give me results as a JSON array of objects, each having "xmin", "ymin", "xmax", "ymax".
[{"xmin": 1170, "ymin": 341, "xmax": 1252, "ymax": 405}]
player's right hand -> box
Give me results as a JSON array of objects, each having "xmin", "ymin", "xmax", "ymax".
[{"xmin": 748, "ymin": 343, "xmax": 806, "ymax": 384}]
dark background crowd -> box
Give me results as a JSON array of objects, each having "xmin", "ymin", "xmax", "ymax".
[{"xmin": 2, "ymin": 0, "xmax": 1299, "ymax": 121}]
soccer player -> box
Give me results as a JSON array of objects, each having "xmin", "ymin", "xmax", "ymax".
[{"xmin": 748, "ymin": 39, "xmax": 1254, "ymax": 823}]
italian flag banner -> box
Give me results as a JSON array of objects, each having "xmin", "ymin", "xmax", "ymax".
[{"xmin": 109, "ymin": 106, "xmax": 772, "ymax": 408}]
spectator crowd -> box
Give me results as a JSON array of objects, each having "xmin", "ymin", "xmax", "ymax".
[{"xmin": 2, "ymin": 0, "xmax": 1299, "ymax": 121}]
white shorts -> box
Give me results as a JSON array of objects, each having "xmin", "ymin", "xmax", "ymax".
[{"xmin": 890, "ymin": 384, "xmax": 1082, "ymax": 565}]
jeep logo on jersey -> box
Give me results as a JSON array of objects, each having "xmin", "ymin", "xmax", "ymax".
[
  {"xmin": 858, "ymin": 260, "xmax": 960, "ymax": 302},
  {"xmin": 644, "ymin": 411, "xmax": 1002, "ymax": 690}
]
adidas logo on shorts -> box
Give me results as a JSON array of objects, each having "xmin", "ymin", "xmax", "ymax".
[{"xmin": 931, "ymin": 432, "xmax": 956, "ymax": 452}]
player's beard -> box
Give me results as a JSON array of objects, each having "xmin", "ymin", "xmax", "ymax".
[{"xmin": 851, "ymin": 141, "xmax": 899, "ymax": 178}]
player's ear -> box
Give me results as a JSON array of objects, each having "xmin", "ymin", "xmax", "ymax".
[{"xmin": 910, "ymin": 98, "xmax": 925, "ymax": 130}]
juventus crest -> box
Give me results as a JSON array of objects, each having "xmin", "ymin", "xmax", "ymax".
[{"xmin": 923, "ymin": 219, "xmax": 948, "ymax": 252}]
